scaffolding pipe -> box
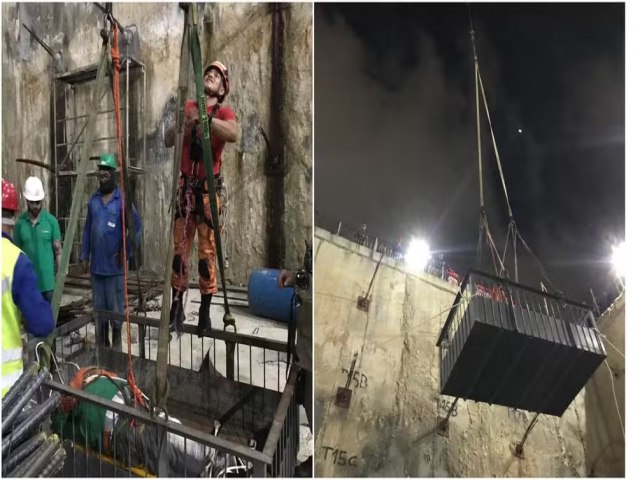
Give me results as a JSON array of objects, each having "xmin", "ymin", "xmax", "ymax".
[
  {"xmin": 55, "ymin": 134, "xmax": 119, "ymax": 147},
  {"xmin": 55, "ymin": 107, "xmax": 124, "ymax": 123},
  {"xmin": 53, "ymin": 71, "xmax": 59, "ymax": 218}
]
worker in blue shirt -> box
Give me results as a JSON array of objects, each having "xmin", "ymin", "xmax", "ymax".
[
  {"xmin": 2, "ymin": 178, "xmax": 55, "ymax": 396},
  {"xmin": 79, "ymin": 153, "xmax": 142, "ymax": 351}
]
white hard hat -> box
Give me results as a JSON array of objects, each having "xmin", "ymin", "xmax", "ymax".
[{"xmin": 24, "ymin": 176, "xmax": 45, "ymax": 201}]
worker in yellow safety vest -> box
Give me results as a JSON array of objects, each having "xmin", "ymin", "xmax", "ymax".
[{"xmin": 2, "ymin": 178, "xmax": 55, "ymax": 397}]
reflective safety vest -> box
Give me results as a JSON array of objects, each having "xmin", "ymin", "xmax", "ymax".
[{"xmin": 2, "ymin": 237, "xmax": 25, "ymax": 397}]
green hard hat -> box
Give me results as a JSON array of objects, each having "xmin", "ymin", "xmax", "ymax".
[{"xmin": 98, "ymin": 152, "xmax": 117, "ymax": 170}]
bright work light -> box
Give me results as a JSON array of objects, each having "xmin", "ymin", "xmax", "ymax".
[
  {"xmin": 611, "ymin": 241, "xmax": 626, "ymax": 279},
  {"xmin": 405, "ymin": 238, "xmax": 431, "ymax": 272}
]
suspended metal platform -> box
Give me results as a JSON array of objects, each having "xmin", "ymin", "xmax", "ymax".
[{"xmin": 437, "ymin": 270, "xmax": 606, "ymax": 417}]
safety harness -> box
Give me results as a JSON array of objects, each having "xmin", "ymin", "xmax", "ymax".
[{"xmin": 177, "ymin": 104, "xmax": 225, "ymax": 232}]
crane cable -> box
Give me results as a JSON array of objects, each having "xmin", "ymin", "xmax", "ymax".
[
  {"xmin": 471, "ymin": 13, "xmax": 512, "ymax": 278},
  {"xmin": 469, "ymin": 5, "xmax": 554, "ymax": 288}
]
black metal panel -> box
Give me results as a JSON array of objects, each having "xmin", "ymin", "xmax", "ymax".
[{"xmin": 438, "ymin": 270, "xmax": 606, "ymax": 417}]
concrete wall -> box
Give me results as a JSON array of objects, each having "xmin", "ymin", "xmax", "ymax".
[
  {"xmin": 2, "ymin": 2, "xmax": 312, "ymax": 282},
  {"xmin": 314, "ymin": 227, "xmax": 588, "ymax": 477},
  {"xmin": 585, "ymin": 293, "xmax": 625, "ymax": 477}
]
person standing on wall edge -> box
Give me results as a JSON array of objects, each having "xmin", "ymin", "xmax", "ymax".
[
  {"xmin": 14, "ymin": 176, "xmax": 63, "ymax": 304},
  {"xmin": 79, "ymin": 153, "xmax": 143, "ymax": 351},
  {"xmin": 164, "ymin": 60, "xmax": 238, "ymax": 337},
  {"xmin": 2, "ymin": 178, "xmax": 55, "ymax": 397}
]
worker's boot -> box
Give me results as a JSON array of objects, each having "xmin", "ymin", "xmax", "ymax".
[
  {"xmin": 197, "ymin": 293, "xmax": 213, "ymax": 338},
  {"xmin": 169, "ymin": 288, "xmax": 185, "ymax": 333}
]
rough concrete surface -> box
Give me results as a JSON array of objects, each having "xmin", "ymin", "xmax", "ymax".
[
  {"xmin": 314, "ymin": 227, "xmax": 588, "ymax": 477},
  {"xmin": 585, "ymin": 293, "xmax": 625, "ymax": 477},
  {"xmin": 2, "ymin": 2, "xmax": 312, "ymax": 283}
]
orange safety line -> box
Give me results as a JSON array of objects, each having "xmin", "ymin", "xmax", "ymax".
[{"xmin": 111, "ymin": 25, "xmax": 145, "ymax": 413}]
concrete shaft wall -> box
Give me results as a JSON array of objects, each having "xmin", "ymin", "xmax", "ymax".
[
  {"xmin": 585, "ymin": 294, "xmax": 625, "ymax": 476},
  {"xmin": 314, "ymin": 227, "xmax": 588, "ymax": 477},
  {"xmin": 2, "ymin": 3, "xmax": 312, "ymax": 281}
]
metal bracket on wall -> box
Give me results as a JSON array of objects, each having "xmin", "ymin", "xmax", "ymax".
[
  {"xmin": 436, "ymin": 397, "xmax": 459, "ymax": 438},
  {"xmin": 356, "ymin": 251, "xmax": 384, "ymax": 313},
  {"xmin": 512, "ymin": 412, "xmax": 539, "ymax": 459},
  {"xmin": 512, "ymin": 442, "xmax": 525, "ymax": 460},
  {"xmin": 335, "ymin": 387, "xmax": 352, "ymax": 409},
  {"xmin": 436, "ymin": 415, "xmax": 450, "ymax": 438},
  {"xmin": 356, "ymin": 295, "xmax": 371, "ymax": 312},
  {"xmin": 335, "ymin": 352, "xmax": 358, "ymax": 408}
]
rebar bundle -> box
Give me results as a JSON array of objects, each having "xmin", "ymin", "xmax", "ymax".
[{"xmin": 1, "ymin": 364, "xmax": 67, "ymax": 477}]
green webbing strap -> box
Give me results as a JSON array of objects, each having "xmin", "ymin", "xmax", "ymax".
[
  {"xmin": 47, "ymin": 34, "xmax": 111, "ymax": 361},
  {"xmin": 154, "ymin": 5, "xmax": 191, "ymax": 413},
  {"xmin": 189, "ymin": 5, "xmax": 236, "ymax": 382},
  {"xmin": 188, "ymin": 6, "xmax": 234, "ymax": 328}
]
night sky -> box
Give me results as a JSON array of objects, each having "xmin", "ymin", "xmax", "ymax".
[{"xmin": 314, "ymin": 3, "xmax": 625, "ymax": 309}]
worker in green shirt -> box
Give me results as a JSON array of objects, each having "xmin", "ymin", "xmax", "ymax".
[{"xmin": 14, "ymin": 176, "xmax": 63, "ymax": 303}]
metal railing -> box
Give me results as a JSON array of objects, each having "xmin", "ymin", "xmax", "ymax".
[
  {"xmin": 263, "ymin": 367, "xmax": 299, "ymax": 477},
  {"xmin": 315, "ymin": 213, "xmax": 462, "ymax": 285},
  {"xmin": 32, "ymin": 311, "xmax": 291, "ymax": 394}
]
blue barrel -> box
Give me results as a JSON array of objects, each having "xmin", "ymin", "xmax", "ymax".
[{"xmin": 247, "ymin": 268, "xmax": 296, "ymax": 323}]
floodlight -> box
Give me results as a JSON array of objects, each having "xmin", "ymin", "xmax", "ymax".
[{"xmin": 405, "ymin": 238, "xmax": 431, "ymax": 272}]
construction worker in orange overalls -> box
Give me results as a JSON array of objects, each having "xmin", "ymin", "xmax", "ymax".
[{"xmin": 164, "ymin": 61, "xmax": 238, "ymax": 336}]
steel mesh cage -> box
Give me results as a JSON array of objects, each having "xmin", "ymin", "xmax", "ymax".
[{"xmin": 27, "ymin": 312, "xmax": 301, "ymax": 477}]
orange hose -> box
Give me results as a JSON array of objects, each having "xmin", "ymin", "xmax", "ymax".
[{"xmin": 111, "ymin": 25, "xmax": 145, "ymax": 412}]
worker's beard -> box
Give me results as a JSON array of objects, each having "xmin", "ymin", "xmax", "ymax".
[
  {"xmin": 99, "ymin": 176, "xmax": 116, "ymax": 195},
  {"xmin": 28, "ymin": 204, "xmax": 41, "ymax": 218},
  {"xmin": 29, "ymin": 206, "xmax": 42, "ymax": 219}
]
